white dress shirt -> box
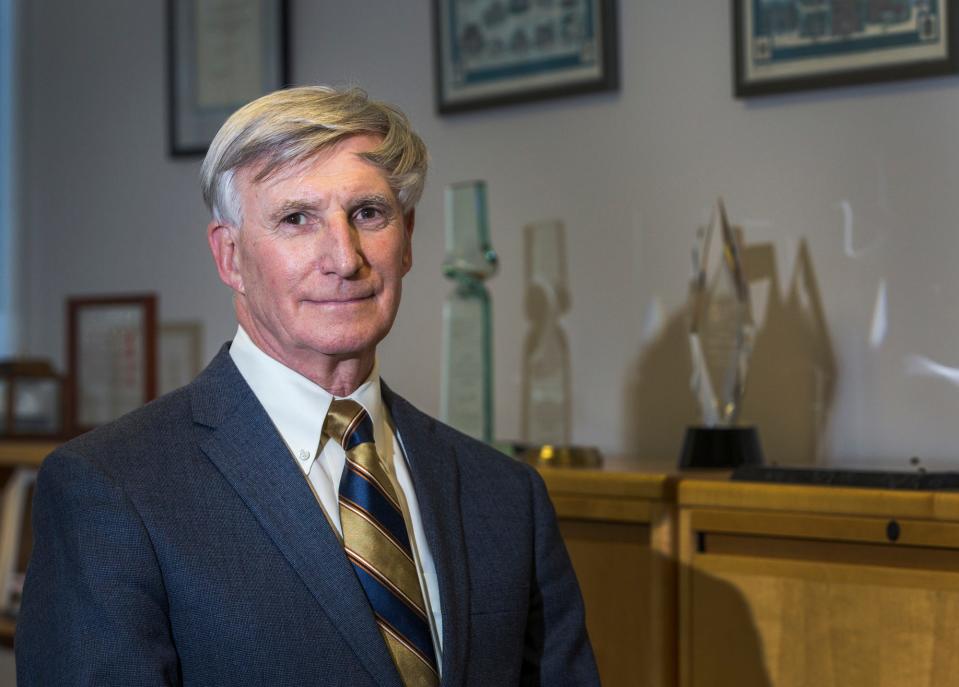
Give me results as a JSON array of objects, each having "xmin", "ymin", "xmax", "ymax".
[{"xmin": 229, "ymin": 326, "xmax": 443, "ymax": 659}]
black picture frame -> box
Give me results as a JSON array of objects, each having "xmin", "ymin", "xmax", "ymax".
[
  {"xmin": 167, "ymin": 0, "xmax": 290, "ymax": 156},
  {"xmin": 733, "ymin": 0, "xmax": 959, "ymax": 98},
  {"xmin": 433, "ymin": 0, "xmax": 619, "ymax": 114}
]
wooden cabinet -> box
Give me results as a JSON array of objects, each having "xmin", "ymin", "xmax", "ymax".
[
  {"xmin": 678, "ymin": 479, "xmax": 959, "ymax": 687},
  {"xmin": 538, "ymin": 463, "xmax": 678, "ymax": 687},
  {"xmin": 0, "ymin": 440, "xmax": 50, "ymax": 647}
]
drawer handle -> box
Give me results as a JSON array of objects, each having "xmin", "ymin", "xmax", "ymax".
[{"xmin": 886, "ymin": 520, "xmax": 901, "ymax": 542}]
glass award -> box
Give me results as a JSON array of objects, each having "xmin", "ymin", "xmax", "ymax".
[
  {"xmin": 682, "ymin": 199, "xmax": 762, "ymax": 468},
  {"xmin": 440, "ymin": 180, "xmax": 498, "ymax": 443},
  {"xmin": 522, "ymin": 220, "xmax": 571, "ymax": 446}
]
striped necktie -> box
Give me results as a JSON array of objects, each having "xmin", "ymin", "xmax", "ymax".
[{"xmin": 323, "ymin": 399, "xmax": 439, "ymax": 687}]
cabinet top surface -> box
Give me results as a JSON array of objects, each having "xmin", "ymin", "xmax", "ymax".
[{"xmin": 679, "ymin": 477, "xmax": 959, "ymax": 521}]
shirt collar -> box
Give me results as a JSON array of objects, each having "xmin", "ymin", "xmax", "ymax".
[{"xmin": 229, "ymin": 325, "xmax": 387, "ymax": 467}]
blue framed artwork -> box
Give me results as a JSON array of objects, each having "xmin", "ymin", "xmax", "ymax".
[
  {"xmin": 433, "ymin": 0, "xmax": 619, "ymax": 114},
  {"xmin": 733, "ymin": 0, "xmax": 959, "ymax": 97}
]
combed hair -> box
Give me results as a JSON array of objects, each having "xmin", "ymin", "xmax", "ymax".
[{"xmin": 200, "ymin": 86, "xmax": 428, "ymax": 226}]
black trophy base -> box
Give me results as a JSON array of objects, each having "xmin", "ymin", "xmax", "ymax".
[{"xmin": 679, "ymin": 426, "xmax": 764, "ymax": 470}]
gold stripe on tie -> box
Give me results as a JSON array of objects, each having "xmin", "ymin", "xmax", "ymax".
[
  {"xmin": 379, "ymin": 618, "xmax": 441, "ymax": 687},
  {"xmin": 340, "ymin": 505, "xmax": 425, "ymax": 612}
]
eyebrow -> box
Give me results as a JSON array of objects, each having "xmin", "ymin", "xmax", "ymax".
[{"xmin": 266, "ymin": 198, "xmax": 326, "ymax": 223}]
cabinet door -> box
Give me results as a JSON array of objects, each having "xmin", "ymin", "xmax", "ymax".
[
  {"xmin": 561, "ymin": 509, "xmax": 675, "ymax": 687},
  {"xmin": 680, "ymin": 509, "xmax": 959, "ymax": 687}
]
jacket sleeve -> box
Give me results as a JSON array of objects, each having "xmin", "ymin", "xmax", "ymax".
[
  {"xmin": 16, "ymin": 448, "xmax": 180, "ymax": 686},
  {"xmin": 521, "ymin": 467, "xmax": 600, "ymax": 686}
]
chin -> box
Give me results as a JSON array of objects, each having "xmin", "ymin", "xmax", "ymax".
[{"xmin": 297, "ymin": 329, "xmax": 384, "ymax": 360}]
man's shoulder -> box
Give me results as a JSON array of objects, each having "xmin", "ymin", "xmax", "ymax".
[
  {"xmin": 384, "ymin": 387, "xmax": 536, "ymax": 484},
  {"xmin": 56, "ymin": 384, "xmax": 196, "ymax": 467}
]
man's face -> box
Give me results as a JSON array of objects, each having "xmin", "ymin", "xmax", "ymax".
[{"xmin": 208, "ymin": 134, "xmax": 413, "ymax": 373}]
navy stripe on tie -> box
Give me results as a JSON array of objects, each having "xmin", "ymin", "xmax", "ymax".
[
  {"xmin": 340, "ymin": 468, "xmax": 412, "ymax": 553},
  {"xmin": 343, "ymin": 414, "xmax": 375, "ymax": 450},
  {"xmin": 351, "ymin": 561, "xmax": 437, "ymax": 666}
]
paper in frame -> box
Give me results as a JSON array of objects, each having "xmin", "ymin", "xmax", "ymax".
[
  {"xmin": 167, "ymin": 0, "xmax": 290, "ymax": 155},
  {"xmin": 67, "ymin": 295, "xmax": 157, "ymax": 433},
  {"xmin": 159, "ymin": 322, "xmax": 204, "ymax": 395}
]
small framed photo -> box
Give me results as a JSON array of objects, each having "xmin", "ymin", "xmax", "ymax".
[
  {"xmin": 433, "ymin": 0, "xmax": 619, "ymax": 114},
  {"xmin": 167, "ymin": 0, "xmax": 290, "ymax": 155},
  {"xmin": 733, "ymin": 0, "xmax": 959, "ymax": 97},
  {"xmin": 67, "ymin": 295, "xmax": 158, "ymax": 434},
  {"xmin": 159, "ymin": 322, "xmax": 204, "ymax": 395},
  {"xmin": 0, "ymin": 361, "xmax": 64, "ymax": 439}
]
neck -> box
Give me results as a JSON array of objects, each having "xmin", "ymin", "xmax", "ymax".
[{"xmin": 237, "ymin": 321, "xmax": 374, "ymax": 397}]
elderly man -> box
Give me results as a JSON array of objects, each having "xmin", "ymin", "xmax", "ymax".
[{"xmin": 16, "ymin": 86, "xmax": 598, "ymax": 686}]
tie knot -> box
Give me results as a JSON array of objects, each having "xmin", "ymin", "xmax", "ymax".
[{"xmin": 323, "ymin": 399, "xmax": 372, "ymax": 449}]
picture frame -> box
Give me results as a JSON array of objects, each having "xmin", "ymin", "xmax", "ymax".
[
  {"xmin": 0, "ymin": 360, "xmax": 64, "ymax": 439},
  {"xmin": 433, "ymin": 0, "xmax": 619, "ymax": 114},
  {"xmin": 67, "ymin": 295, "xmax": 158, "ymax": 434},
  {"xmin": 159, "ymin": 322, "xmax": 204, "ymax": 395},
  {"xmin": 167, "ymin": 0, "xmax": 290, "ymax": 155},
  {"xmin": 733, "ymin": 0, "xmax": 959, "ymax": 97}
]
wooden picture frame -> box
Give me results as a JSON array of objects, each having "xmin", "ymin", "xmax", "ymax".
[
  {"xmin": 433, "ymin": 0, "xmax": 619, "ymax": 113},
  {"xmin": 67, "ymin": 295, "xmax": 157, "ymax": 434},
  {"xmin": 167, "ymin": 0, "xmax": 291, "ymax": 155},
  {"xmin": 733, "ymin": 0, "xmax": 959, "ymax": 97}
]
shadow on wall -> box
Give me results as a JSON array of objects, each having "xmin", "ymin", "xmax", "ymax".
[{"xmin": 624, "ymin": 237, "xmax": 836, "ymax": 465}]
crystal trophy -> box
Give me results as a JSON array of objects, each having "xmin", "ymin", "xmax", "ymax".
[
  {"xmin": 519, "ymin": 220, "xmax": 600, "ymax": 468},
  {"xmin": 440, "ymin": 180, "xmax": 498, "ymax": 443},
  {"xmin": 522, "ymin": 220, "xmax": 571, "ymax": 446},
  {"xmin": 681, "ymin": 198, "xmax": 763, "ymax": 468}
]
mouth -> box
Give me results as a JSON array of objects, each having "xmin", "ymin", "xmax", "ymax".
[{"xmin": 304, "ymin": 294, "xmax": 374, "ymax": 306}]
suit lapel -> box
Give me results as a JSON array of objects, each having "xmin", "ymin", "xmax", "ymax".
[
  {"xmin": 190, "ymin": 349, "xmax": 401, "ymax": 687},
  {"xmin": 384, "ymin": 386, "xmax": 471, "ymax": 687}
]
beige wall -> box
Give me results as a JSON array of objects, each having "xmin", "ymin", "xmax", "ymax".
[{"xmin": 15, "ymin": 1, "xmax": 959, "ymax": 467}]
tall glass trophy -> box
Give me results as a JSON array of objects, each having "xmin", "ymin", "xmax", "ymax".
[
  {"xmin": 681, "ymin": 198, "xmax": 763, "ymax": 468},
  {"xmin": 440, "ymin": 180, "xmax": 498, "ymax": 443},
  {"xmin": 519, "ymin": 220, "xmax": 600, "ymax": 468},
  {"xmin": 522, "ymin": 220, "xmax": 571, "ymax": 447}
]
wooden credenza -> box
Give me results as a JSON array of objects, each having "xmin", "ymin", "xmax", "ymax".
[
  {"xmin": 678, "ymin": 478, "xmax": 959, "ymax": 687},
  {"xmin": 537, "ymin": 462, "xmax": 678, "ymax": 687}
]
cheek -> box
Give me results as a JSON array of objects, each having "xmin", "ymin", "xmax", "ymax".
[{"xmin": 243, "ymin": 247, "xmax": 301, "ymax": 300}]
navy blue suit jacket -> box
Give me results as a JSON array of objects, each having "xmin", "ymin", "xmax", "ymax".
[{"xmin": 16, "ymin": 347, "xmax": 598, "ymax": 685}]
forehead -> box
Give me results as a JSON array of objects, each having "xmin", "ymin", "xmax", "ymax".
[{"xmin": 238, "ymin": 134, "xmax": 392, "ymax": 204}]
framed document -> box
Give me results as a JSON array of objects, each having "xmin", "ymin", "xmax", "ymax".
[
  {"xmin": 433, "ymin": 0, "xmax": 619, "ymax": 113},
  {"xmin": 67, "ymin": 295, "xmax": 158, "ymax": 434},
  {"xmin": 733, "ymin": 0, "xmax": 959, "ymax": 97},
  {"xmin": 159, "ymin": 321, "xmax": 204, "ymax": 394},
  {"xmin": 167, "ymin": 0, "xmax": 290, "ymax": 155}
]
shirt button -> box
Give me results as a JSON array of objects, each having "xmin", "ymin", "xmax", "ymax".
[{"xmin": 298, "ymin": 450, "xmax": 310, "ymax": 461}]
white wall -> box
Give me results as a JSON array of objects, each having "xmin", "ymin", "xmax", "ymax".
[{"xmin": 17, "ymin": 1, "xmax": 959, "ymax": 467}]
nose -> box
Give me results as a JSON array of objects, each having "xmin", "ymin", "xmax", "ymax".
[{"xmin": 319, "ymin": 213, "xmax": 364, "ymax": 277}]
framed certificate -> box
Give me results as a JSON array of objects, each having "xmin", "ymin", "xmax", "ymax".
[
  {"xmin": 167, "ymin": 0, "xmax": 290, "ymax": 155},
  {"xmin": 67, "ymin": 295, "xmax": 158, "ymax": 434},
  {"xmin": 159, "ymin": 321, "xmax": 204, "ymax": 394}
]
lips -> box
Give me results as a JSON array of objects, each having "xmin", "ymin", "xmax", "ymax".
[{"xmin": 304, "ymin": 294, "xmax": 374, "ymax": 305}]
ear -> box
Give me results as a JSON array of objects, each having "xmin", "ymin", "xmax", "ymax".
[
  {"xmin": 207, "ymin": 219, "xmax": 245, "ymax": 294},
  {"xmin": 401, "ymin": 209, "xmax": 415, "ymax": 274}
]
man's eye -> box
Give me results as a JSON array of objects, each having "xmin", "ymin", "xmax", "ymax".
[
  {"xmin": 354, "ymin": 206, "xmax": 383, "ymax": 222},
  {"xmin": 283, "ymin": 212, "xmax": 308, "ymax": 225}
]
